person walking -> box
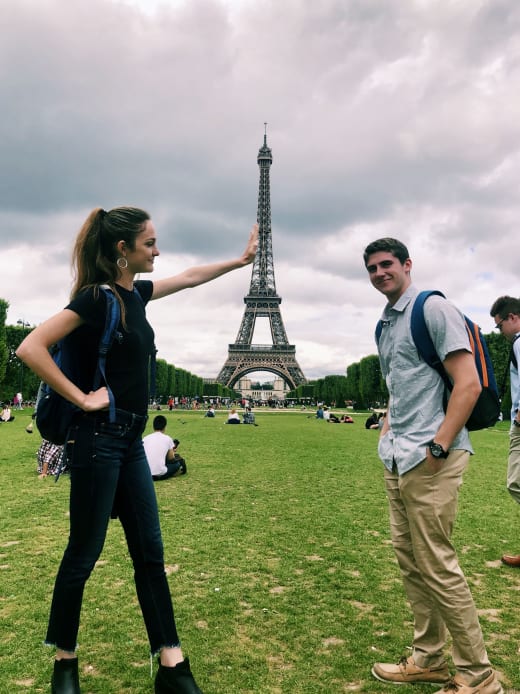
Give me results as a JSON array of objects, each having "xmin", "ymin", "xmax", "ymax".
[
  {"xmin": 489, "ymin": 295, "xmax": 520, "ymax": 567},
  {"xmin": 363, "ymin": 237, "xmax": 503, "ymax": 694},
  {"xmin": 16, "ymin": 206, "xmax": 258, "ymax": 694}
]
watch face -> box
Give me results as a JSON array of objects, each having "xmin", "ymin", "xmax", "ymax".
[{"xmin": 430, "ymin": 442, "xmax": 445, "ymax": 458}]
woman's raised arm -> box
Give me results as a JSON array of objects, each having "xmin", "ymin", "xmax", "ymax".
[{"xmin": 151, "ymin": 223, "xmax": 258, "ymax": 300}]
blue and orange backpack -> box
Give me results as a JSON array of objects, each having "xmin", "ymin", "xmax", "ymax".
[{"xmin": 376, "ymin": 290, "xmax": 500, "ymax": 431}]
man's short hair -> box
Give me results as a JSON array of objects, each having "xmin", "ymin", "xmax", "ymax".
[
  {"xmin": 489, "ymin": 295, "xmax": 520, "ymax": 318},
  {"xmin": 363, "ymin": 238, "xmax": 410, "ymax": 266},
  {"xmin": 153, "ymin": 414, "xmax": 167, "ymax": 431}
]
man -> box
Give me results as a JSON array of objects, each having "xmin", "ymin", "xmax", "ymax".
[
  {"xmin": 242, "ymin": 407, "xmax": 256, "ymax": 424},
  {"xmin": 364, "ymin": 238, "xmax": 502, "ymax": 694},
  {"xmin": 489, "ymin": 295, "xmax": 520, "ymax": 567},
  {"xmin": 143, "ymin": 415, "xmax": 186, "ymax": 480}
]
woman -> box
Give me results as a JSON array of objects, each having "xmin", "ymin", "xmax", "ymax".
[
  {"xmin": 226, "ymin": 407, "xmax": 241, "ymax": 423},
  {"xmin": 1, "ymin": 404, "xmax": 15, "ymax": 421},
  {"xmin": 17, "ymin": 207, "xmax": 258, "ymax": 694}
]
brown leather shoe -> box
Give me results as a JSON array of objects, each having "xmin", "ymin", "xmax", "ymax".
[
  {"xmin": 372, "ymin": 655, "xmax": 450, "ymax": 684},
  {"xmin": 501, "ymin": 553, "xmax": 520, "ymax": 567},
  {"xmin": 433, "ymin": 670, "xmax": 503, "ymax": 693}
]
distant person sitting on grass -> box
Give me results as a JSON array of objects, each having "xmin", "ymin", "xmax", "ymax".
[
  {"xmin": 227, "ymin": 408, "xmax": 241, "ymax": 424},
  {"xmin": 204, "ymin": 405, "xmax": 215, "ymax": 417},
  {"xmin": 143, "ymin": 415, "xmax": 186, "ymax": 480},
  {"xmin": 242, "ymin": 407, "xmax": 256, "ymax": 424},
  {"xmin": 1, "ymin": 404, "xmax": 15, "ymax": 421},
  {"xmin": 365, "ymin": 412, "xmax": 379, "ymax": 429}
]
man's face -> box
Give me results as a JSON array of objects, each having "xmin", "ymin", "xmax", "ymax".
[
  {"xmin": 493, "ymin": 313, "xmax": 520, "ymax": 342},
  {"xmin": 365, "ymin": 251, "xmax": 412, "ymax": 305}
]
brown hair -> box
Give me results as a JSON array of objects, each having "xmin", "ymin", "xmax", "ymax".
[
  {"xmin": 489, "ymin": 295, "xmax": 520, "ymax": 319},
  {"xmin": 70, "ymin": 206, "xmax": 150, "ymax": 324},
  {"xmin": 363, "ymin": 238, "xmax": 410, "ymax": 267}
]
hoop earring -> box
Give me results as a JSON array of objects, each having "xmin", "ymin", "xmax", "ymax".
[{"xmin": 117, "ymin": 257, "xmax": 128, "ymax": 269}]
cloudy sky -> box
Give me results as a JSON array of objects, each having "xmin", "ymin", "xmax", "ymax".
[{"xmin": 2, "ymin": 0, "xmax": 520, "ymax": 383}]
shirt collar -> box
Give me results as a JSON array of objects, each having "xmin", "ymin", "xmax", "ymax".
[{"xmin": 384, "ymin": 283, "xmax": 418, "ymax": 315}]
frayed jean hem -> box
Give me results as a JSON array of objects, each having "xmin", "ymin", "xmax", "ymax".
[
  {"xmin": 151, "ymin": 641, "xmax": 182, "ymax": 657},
  {"xmin": 44, "ymin": 640, "xmax": 78, "ymax": 654}
]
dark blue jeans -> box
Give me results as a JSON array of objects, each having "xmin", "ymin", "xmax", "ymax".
[
  {"xmin": 153, "ymin": 456, "xmax": 186, "ymax": 481},
  {"xmin": 45, "ymin": 409, "xmax": 180, "ymax": 654}
]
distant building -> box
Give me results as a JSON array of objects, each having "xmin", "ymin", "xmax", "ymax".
[{"xmin": 236, "ymin": 377, "xmax": 290, "ymax": 403}]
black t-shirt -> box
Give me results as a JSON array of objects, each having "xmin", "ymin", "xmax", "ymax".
[{"xmin": 65, "ymin": 281, "xmax": 155, "ymax": 415}]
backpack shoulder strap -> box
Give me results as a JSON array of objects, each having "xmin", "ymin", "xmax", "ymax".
[
  {"xmin": 375, "ymin": 320, "xmax": 383, "ymax": 344},
  {"xmin": 464, "ymin": 316, "xmax": 497, "ymax": 391},
  {"xmin": 93, "ymin": 285, "xmax": 122, "ymax": 422},
  {"xmin": 410, "ymin": 290, "xmax": 450, "ymax": 387},
  {"xmin": 98, "ymin": 286, "xmax": 122, "ymax": 357},
  {"xmin": 512, "ymin": 334, "xmax": 520, "ymax": 371}
]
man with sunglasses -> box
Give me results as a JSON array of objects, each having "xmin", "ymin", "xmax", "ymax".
[{"xmin": 490, "ymin": 295, "xmax": 520, "ymax": 567}]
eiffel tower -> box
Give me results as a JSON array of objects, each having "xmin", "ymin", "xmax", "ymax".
[{"xmin": 216, "ymin": 128, "xmax": 306, "ymax": 391}]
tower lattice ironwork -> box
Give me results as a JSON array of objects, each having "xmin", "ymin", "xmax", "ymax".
[{"xmin": 216, "ymin": 129, "xmax": 306, "ymax": 391}]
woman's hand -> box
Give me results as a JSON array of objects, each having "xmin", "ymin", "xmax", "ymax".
[
  {"xmin": 151, "ymin": 222, "xmax": 260, "ymax": 300},
  {"xmin": 82, "ymin": 387, "xmax": 110, "ymax": 412},
  {"xmin": 241, "ymin": 223, "xmax": 259, "ymax": 265}
]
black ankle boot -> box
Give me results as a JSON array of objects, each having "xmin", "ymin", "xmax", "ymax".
[
  {"xmin": 51, "ymin": 658, "xmax": 81, "ymax": 694},
  {"xmin": 155, "ymin": 658, "xmax": 203, "ymax": 694}
]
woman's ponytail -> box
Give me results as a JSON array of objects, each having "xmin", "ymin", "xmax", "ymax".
[{"xmin": 71, "ymin": 206, "xmax": 149, "ymax": 299}]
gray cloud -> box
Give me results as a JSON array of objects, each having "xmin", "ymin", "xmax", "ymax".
[{"xmin": 2, "ymin": 0, "xmax": 520, "ymax": 381}]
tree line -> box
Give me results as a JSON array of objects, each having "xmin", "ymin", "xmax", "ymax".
[
  {"xmin": 0, "ymin": 303, "xmax": 238, "ymax": 404},
  {"xmin": 0, "ymin": 299, "xmax": 513, "ymax": 415},
  {"xmin": 288, "ymin": 332, "xmax": 512, "ymax": 415},
  {"xmin": 153, "ymin": 358, "xmax": 239, "ymax": 402}
]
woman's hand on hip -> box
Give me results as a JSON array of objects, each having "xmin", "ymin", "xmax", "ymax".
[{"xmin": 82, "ymin": 387, "xmax": 110, "ymax": 412}]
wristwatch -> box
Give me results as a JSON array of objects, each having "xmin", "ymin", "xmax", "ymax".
[
  {"xmin": 513, "ymin": 420, "xmax": 520, "ymax": 428},
  {"xmin": 427, "ymin": 440, "xmax": 449, "ymax": 459}
]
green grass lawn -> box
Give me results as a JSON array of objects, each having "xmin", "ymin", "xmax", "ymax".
[{"xmin": 1, "ymin": 409, "xmax": 519, "ymax": 693}]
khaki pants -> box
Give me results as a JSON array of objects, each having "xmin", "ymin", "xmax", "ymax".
[
  {"xmin": 384, "ymin": 450, "xmax": 491, "ymax": 680},
  {"xmin": 507, "ymin": 427, "xmax": 520, "ymax": 504}
]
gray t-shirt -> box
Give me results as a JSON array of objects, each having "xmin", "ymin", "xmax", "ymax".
[{"xmin": 377, "ymin": 284, "xmax": 473, "ymax": 475}]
